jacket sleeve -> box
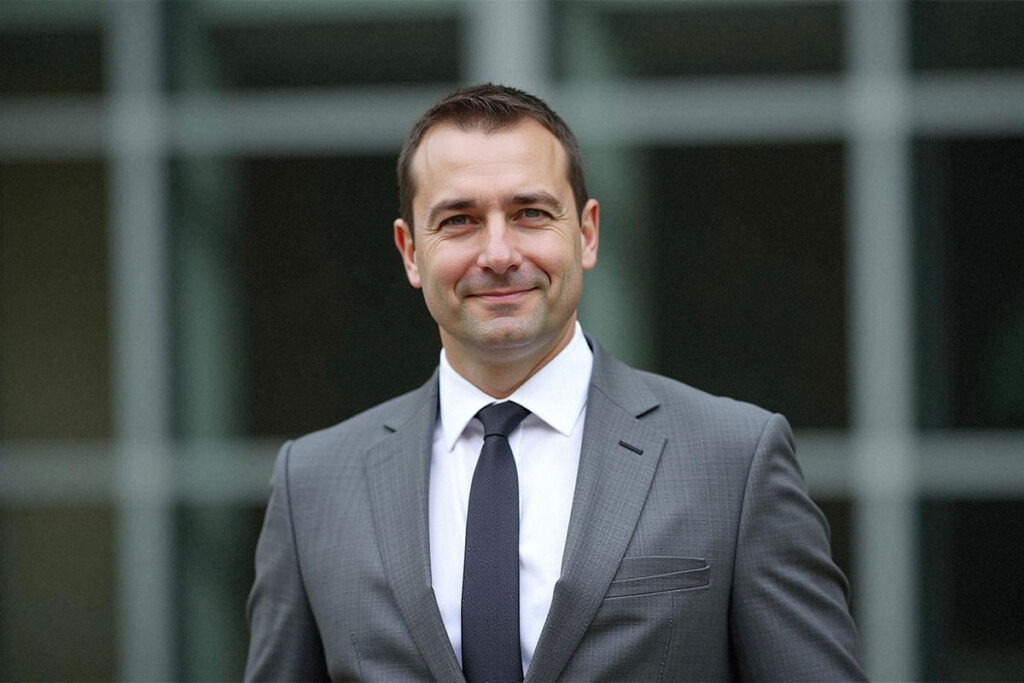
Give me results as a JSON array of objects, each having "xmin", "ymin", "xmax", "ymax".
[
  {"xmin": 729, "ymin": 414, "xmax": 867, "ymax": 681},
  {"xmin": 245, "ymin": 441, "xmax": 330, "ymax": 682}
]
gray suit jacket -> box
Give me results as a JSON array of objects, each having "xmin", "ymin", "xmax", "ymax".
[{"xmin": 246, "ymin": 342, "xmax": 865, "ymax": 681}]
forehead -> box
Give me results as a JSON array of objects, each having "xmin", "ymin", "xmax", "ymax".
[{"xmin": 408, "ymin": 120, "xmax": 570, "ymax": 207}]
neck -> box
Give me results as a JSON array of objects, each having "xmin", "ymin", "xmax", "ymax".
[{"xmin": 443, "ymin": 321, "xmax": 577, "ymax": 399}]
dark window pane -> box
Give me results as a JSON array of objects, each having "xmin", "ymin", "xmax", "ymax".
[
  {"xmin": 915, "ymin": 138, "xmax": 1024, "ymax": 429},
  {"xmin": 556, "ymin": 1, "xmax": 842, "ymax": 79},
  {"xmin": 920, "ymin": 500, "xmax": 1024, "ymax": 681},
  {"xmin": 0, "ymin": 506, "xmax": 115, "ymax": 681},
  {"xmin": 0, "ymin": 162, "xmax": 111, "ymax": 439},
  {"xmin": 172, "ymin": 13, "xmax": 461, "ymax": 90},
  {"xmin": 235, "ymin": 155, "xmax": 437, "ymax": 437},
  {"xmin": 817, "ymin": 497, "xmax": 854, "ymax": 598},
  {"xmin": 912, "ymin": 0, "xmax": 1024, "ymax": 72},
  {"xmin": 0, "ymin": 30, "xmax": 104, "ymax": 94},
  {"xmin": 174, "ymin": 503, "xmax": 265, "ymax": 681},
  {"xmin": 647, "ymin": 143, "xmax": 847, "ymax": 428}
]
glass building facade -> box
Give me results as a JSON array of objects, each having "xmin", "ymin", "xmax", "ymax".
[{"xmin": 1, "ymin": 1, "xmax": 1022, "ymax": 680}]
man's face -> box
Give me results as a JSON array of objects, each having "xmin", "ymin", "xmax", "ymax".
[{"xmin": 394, "ymin": 119, "xmax": 599, "ymax": 372}]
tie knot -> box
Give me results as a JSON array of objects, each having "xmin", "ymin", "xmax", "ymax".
[{"xmin": 475, "ymin": 401, "xmax": 530, "ymax": 438}]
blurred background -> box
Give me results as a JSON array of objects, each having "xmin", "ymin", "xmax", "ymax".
[{"xmin": 1, "ymin": 0, "xmax": 1022, "ymax": 680}]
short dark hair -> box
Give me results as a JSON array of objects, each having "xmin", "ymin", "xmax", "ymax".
[{"xmin": 397, "ymin": 83, "xmax": 589, "ymax": 229}]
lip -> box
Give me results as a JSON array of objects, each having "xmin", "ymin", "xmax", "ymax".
[{"xmin": 469, "ymin": 288, "xmax": 535, "ymax": 303}]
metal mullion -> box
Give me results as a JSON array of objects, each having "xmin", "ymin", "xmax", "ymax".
[
  {"xmin": 7, "ymin": 433, "xmax": 1024, "ymax": 508},
  {"xmin": 463, "ymin": 0, "xmax": 548, "ymax": 90},
  {"xmin": 846, "ymin": 1, "xmax": 917, "ymax": 680},
  {"xmin": 106, "ymin": 2, "xmax": 174, "ymax": 680},
  {"xmin": 6, "ymin": 75, "xmax": 1024, "ymax": 158}
]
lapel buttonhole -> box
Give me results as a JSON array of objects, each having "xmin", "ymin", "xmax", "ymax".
[{"xmin": 618, "ymin": 440, "xmax": 644, "ymax": 456}]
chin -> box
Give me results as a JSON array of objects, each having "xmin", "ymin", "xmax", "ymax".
[{"xmin": 467, "ymin": 318, "xmax": 548, "ymax": 352}]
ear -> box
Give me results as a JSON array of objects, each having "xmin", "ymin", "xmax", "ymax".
[
  {"xmin": 394, "ymin": 218, "xmax": 421, "ymax": 288},
  {"xmin": 579, "ymin": 198, "xmax": 599, "ymax": 270}
]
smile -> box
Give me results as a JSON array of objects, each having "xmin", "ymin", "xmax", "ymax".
[{"xmin": 469, "ymin": 288, "xmax": 535, "ymax": 303}]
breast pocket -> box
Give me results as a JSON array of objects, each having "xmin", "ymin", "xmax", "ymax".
[{"xmin": 605, "ymin": 556, "xmax": 710, "ymax": 599}]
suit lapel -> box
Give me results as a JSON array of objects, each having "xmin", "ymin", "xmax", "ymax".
[
  {"xmin": 526, "ymin": 346, "xmax": 666, "ymax": 683},
  {"xmin": 364, "ymin": 376, "xmax": 465, "ymax": 683}
]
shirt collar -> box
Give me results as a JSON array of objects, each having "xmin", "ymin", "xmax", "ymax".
[{"xmin": 438, "ymin": 322, "xmax": 594, "ymax": 451}]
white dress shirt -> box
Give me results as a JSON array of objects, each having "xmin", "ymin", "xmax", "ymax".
[{"xmin": 429, "ymin": 322, "xmax": 593, "ymax": 675}]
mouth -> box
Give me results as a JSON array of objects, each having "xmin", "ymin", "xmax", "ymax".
[{"xmin": 469, "ymin": 288, "xmax": 535, "ymax": 303}]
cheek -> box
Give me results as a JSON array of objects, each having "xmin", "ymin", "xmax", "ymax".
[
  {"xmin": 419, "ymin": 248, "xmax": 467, "ymax": 293},
  {"xmin": 530, "ymin": 235, "xmax": 582, "ymax": 278}
]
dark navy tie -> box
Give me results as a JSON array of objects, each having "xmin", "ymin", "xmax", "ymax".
[{"xmin": 462, "ymin": 401, "xmax": 530, "ymax": 683}]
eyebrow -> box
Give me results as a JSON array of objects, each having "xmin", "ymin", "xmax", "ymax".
[
  {"xmin": 505, "ymin": 192, "xmax": 565, "ymax": 214},
  {"xmin": 425, "ymin": 191, "xmax": 566, "ymax": 228},
  {"xmin": 425, "ymin": 198, "xmax": 478, "ymax": 228}
]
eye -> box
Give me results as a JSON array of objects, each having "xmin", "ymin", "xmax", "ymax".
[
  {"xmin": 517, "ymin": 208, "xmax": 550, "ymax": 222},
  {"xmin": 439, "ymin": 214, "xmax": 472, "ymax": 228}
]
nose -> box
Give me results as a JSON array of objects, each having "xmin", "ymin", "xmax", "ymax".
[{"xmin": 476, "ymin": 216, "xmax": 523, "ymax": 274}]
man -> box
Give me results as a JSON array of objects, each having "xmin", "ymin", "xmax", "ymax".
[{"xmin": 245, "ymin": 84, "xmax": 866, "ymax": 682}]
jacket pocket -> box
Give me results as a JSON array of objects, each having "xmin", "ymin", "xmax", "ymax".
[{"xmin": 606, "ymin": 556, "xmax": 710, "ymax": 598}]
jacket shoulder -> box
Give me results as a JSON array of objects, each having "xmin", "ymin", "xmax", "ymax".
[
  {"xmin": 589, "ymin": 340, "xmax": 776, "ymax": 436},
  {"xmin": 635, "ymin": 368, "xmax": 775, "ymax": 429}
]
